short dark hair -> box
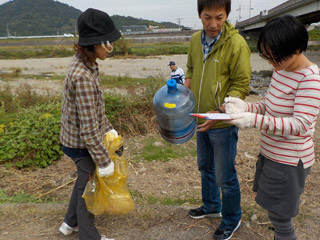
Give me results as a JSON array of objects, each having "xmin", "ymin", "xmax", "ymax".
[
  {"xmin": 257, "ymin": 15, "xmax": 308, "ymax": 64},
  {"xmin": 197, "ymin": 0, "xmax": 231, "ymax": 16}
]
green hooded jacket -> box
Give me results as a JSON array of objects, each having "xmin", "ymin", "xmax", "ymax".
[{"xmin": 186, "ymin": 21, "xmax": 251, "ymax": 128}]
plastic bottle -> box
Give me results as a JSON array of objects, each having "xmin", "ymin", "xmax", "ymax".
[{"xmin": 153, "ymin": 79, "xmax": 196, "ymax": 144}]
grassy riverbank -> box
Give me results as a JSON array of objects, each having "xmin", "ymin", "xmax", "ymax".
[{"xmin": 1, "ymin": 28, "xmax": 320, "ymax": 59}]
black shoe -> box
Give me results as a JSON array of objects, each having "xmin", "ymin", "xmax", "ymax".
[
  {"xmin": 213, "ymin": 227, "xmax": 225, "ymax": 240},
  {"xmin": 188, "ymin": 207, "xmax": 221, "ymax": 219},
  {"xmin": 220, "ymin": 220, "xmax": 241, "ymax": 240}
]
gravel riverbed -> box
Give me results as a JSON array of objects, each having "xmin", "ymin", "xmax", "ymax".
[{"xmin": 0, "ymin": 52, "xmax": 319, "ymax": 95}]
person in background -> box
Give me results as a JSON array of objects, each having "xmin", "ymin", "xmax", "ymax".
[
  {"xmin": 225, "ymin": 15, "xmax": 320, "ymax": 240},
  {"xmin": 168, "ymin": 60, "xmax": 185, "ymax": 85},
  {"xmin": 184, "ymin": 0, "xmax": 251, "ymax": 239},
  {"xmin": 59, "ymin": 8, "xmax": 121, "ymax": 240}
]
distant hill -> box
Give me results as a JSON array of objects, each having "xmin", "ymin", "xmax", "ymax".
[
  {"xmin": 111, "ymin": 15, "xmax": 179, "ymax": 30},
  {"xmin": 0, "ymin": 0, "xmax": 81, "ymax": 37},
  {"xmin": 0, "ymin": 0, "xmax": 179, "ymax": 37}
]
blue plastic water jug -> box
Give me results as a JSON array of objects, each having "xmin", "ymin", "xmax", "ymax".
[{"xmin": 153, "ymin": 79, "xmax": 196, "ymax": 144}]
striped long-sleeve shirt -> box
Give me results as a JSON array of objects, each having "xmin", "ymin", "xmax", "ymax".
[
  {"xmin": 246, "ymin": 65, "xmax": 320, "ymax": 168},
  {"xmin": 170, "ymin": 67, "xmax": 185, "ymax": 85},
  {"xmin": 60, "ymin": 54, "xmax": 113, "ymax": 168}
]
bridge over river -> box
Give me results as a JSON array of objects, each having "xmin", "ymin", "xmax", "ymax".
[{"xmin": 236, "ymin": 0, "xmax": 320, "ymax": 38}]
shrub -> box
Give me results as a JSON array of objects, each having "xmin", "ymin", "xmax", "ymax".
[
  {"xmin": 104, "ymin": 94, "xmax": 155, "ymax": 136},
  {"xmin": 0, "ymin": 102, "xmax": 62, "ymax": 168},
  {"xmin": 309, "ymin": 29, "xmax": 320, "ymax": 41},
  {"xmin": 114, "ymin": 35, "xmax": 128, "ymax": 55}
]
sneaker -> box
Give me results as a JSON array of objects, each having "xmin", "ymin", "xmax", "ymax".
[
  {"xmin": 101, "ymin": 235, "xmax": 114, "ymax": 240},
  {"xmin": 188, "ymin": 207, "xmax": 222, "ymax": 219},
  {"xmin": 59, "ymin": 222, "xmax": 78, "ymax": 235},
  {"xmin": 213, "ymin": 227, "xmax": 225, "ymax": 240},
  {"xmin": 213, "ymin": 220, "xmax": 241, "ymax": 240}
]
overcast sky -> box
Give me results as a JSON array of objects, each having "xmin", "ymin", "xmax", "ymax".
[{"xmin": 0, "ymin": 0, "xmax": 289, "ymax": 28}]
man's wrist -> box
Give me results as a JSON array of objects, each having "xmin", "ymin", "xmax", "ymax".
[{"xmin": 216, "ymin": 107, "xmax": 224, "ymax": 113}]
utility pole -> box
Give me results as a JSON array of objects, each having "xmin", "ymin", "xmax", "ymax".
[
  {"xmin": 249, "ymin": 0, "xmax": 254, "ymax": 18},
  {"xmin": 6, "ymin": 24, "xmax": 11, "ymax": 37},
  {"xmin": 176, "ymin": 18, "xmax": 184, "ymax": 29},
  {"xmin": 75, "ymin": 25, "xmax": 78, "ymax": 36},
  {"xmin": 236, "ymin": 5, "xmax": 242, "ymax": 22}
]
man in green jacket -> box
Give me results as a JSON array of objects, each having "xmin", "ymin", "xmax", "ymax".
[{"xmin": 185, "ymin": 0, "xmax": 251, "ymax": 239}]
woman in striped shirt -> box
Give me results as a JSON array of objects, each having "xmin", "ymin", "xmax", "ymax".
[{"xmin": 225, "ymin": 15, "xmax": 320, "ymax": 240}]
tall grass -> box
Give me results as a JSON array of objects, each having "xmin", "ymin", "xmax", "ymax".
[
  {"xmin": 0, "ymin": 46, "xmax": 74, "ymax": 59},
  {"xmin": 0, "ymin": 76, "xmax": 162, "ymax": 167},
  {"xmin": 100, "ymin": 75, "xmax": 161, "ymax": 89},
  {"xmin": 128, "ymin": 44, "xmax": 189, "ymax": 56},
  {"xmin": 0, "ymin": 84, "xmax": 56, "ymax": 114},
  {"xmin": 0, "ymin": 38, "xmax": 190, "ymax": 59}
]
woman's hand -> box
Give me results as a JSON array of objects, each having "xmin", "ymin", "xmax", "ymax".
[
  {"xmin": 227, "ymin": 112, "xmax": 255, "ymax": 129},
  {"xmin": 98, "ymin": 161, "xmax": 114, "ymax": 177},
  {"xmin": 224, "ymin": 97, "xmax": 248, "ymax": 113}
]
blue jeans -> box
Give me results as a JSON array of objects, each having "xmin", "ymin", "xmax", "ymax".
[{"xmin": 197, "ymin": 126, "xmax": 241, "ymax": 228}]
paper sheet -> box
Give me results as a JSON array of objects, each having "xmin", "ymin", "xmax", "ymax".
[{"xmin": 189, "ymin": 113, "xmax": 232, "ymax": 120}]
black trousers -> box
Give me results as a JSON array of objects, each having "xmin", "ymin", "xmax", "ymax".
[{"xmin": 64, "ymin": 156, "xmax": 101, "ymax": 240}]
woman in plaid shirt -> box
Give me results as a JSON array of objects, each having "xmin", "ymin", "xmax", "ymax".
[{"xmin": 59, "ymin": 8, "xmax": 120, "ymax": 240}]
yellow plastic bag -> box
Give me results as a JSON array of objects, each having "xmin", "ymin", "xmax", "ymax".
[{"xmin": 82, "ymin": 133, "xmax": 135, "ymax": 215}]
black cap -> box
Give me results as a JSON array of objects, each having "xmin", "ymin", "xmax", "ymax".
[
  {"xmin": 78, "ymin": 8, "xmax": 121, "ymax": 46},
  {"xmin": 168, "ymin": 61, "xmax": 176, "ymax": 66}
]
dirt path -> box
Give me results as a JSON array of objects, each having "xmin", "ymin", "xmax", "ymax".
[
  {"xmin": 1, "ymin": 121, "xmax": 320, "ymax": 239},
  {"xmin": 0, "ymin": 203, "xmax": 263, "ymax": 240}
]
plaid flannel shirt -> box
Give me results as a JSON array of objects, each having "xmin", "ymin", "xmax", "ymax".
[
  {"xmin": 201, "ymin": 30, "xmax": 222, "ymax": 61},
  {"xmin": 60, "ymin": 54, "xmax": 113, "ymax": 168}
]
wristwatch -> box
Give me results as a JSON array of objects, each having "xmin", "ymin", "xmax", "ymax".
[{"xmin": 216, "ymin": 108, "xmax": 224, "ymax": 113}]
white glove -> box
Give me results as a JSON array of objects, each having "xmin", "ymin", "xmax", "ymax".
[
  {"xmin": 107, "ymin": 129, "xmax": 118, "ymax": 138},
  {"xmin": 224, "ymin": 97, "xmax": 248, "ymax": 114},
  {"xmin": 98, "ymin": 161, "xmax": 114, "ymax": 177},
  {"xmin": 228, "ymin": 112, "xmax": 255, "ymax": 129}
]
